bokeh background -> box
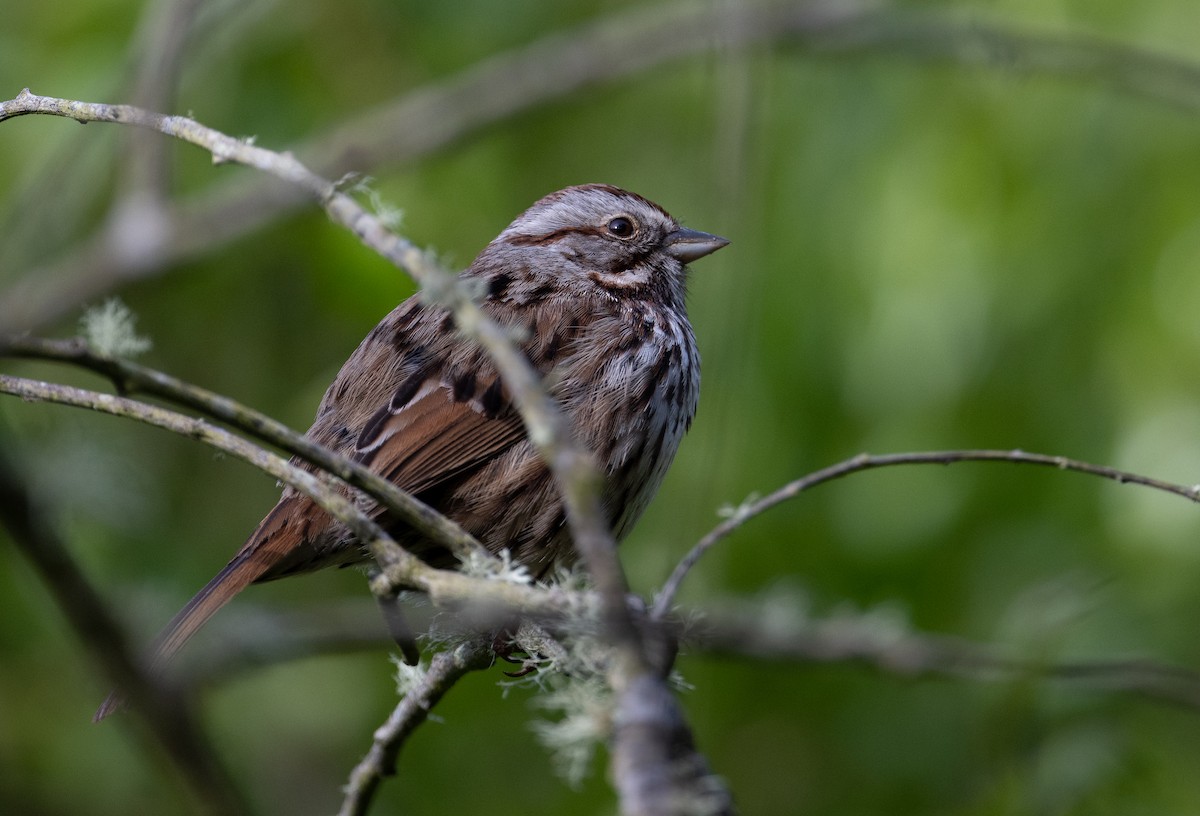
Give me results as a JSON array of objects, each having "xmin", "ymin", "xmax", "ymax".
[{"xmin": 5, "ymin": 0, "xmax": 1200, "ymax": 813}]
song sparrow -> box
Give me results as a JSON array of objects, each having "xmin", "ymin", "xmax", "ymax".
[{"xmin": 96, "ymin": 184, "xmax": 726, "ymax": 718}]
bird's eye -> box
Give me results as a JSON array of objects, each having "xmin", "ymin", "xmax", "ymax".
[{"xmin": 607, "ymin": 216, "xmax": 635, "ymax": 238}]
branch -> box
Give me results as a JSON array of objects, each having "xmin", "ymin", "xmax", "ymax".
[
  {"xmin": 689, "ymin": 601, "xmax": 1200, "ymax": 710},
  {"xmin": 2, "ymin": 334, "xmax": 493, "ymax": 566},
  {"xmin": 0, "ymin": 445, "xmax": 248, "ymax": 815},
  {"xmin": 338, "ymin": 641, "xmax": 493, "ymax": 816},
  {"xmin": 0, "ymin": 373, "xmax": 583, "ymax": 621},
  {"xmin": 611, "ymin": 673, "xmax": 735, "ymax": 816},
  {"xmin": 653, "ymin": 450, "xmax": 1200, "ymax": 619},
  {"xmin": 176, "ymin": 597, "xmax": 1200, "ymax": 716}
]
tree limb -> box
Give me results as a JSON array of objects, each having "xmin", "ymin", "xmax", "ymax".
[{"xmin": 690, "ymin": 601, "xmax": 1200, "ymax": 710}]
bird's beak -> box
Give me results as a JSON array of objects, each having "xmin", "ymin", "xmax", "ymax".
[{"xmin": 664, "ymin": 228, "xmax": 729, "ymax": 263}]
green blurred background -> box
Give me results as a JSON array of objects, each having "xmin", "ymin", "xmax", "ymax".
[{"xmin": 5, "ymin": 0, "xmax": 1200, "ymax": 813}]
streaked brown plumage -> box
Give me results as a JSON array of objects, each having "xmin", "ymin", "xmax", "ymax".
[{"xmin": 96, "ymin": 184, "xmax": 726, "ymax": 720}]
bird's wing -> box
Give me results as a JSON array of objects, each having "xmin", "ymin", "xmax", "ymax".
[
  {"xmin": 95, "ymin": 372, "xmax": 528, "ymax": 721},
  {"xmin": 353, "ymin": 376, "xmax": 527, "ymax": 497}
]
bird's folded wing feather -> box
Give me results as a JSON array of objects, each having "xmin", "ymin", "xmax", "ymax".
[{"xmin": 355, "ymin": 377, "xmax": 528, "ymax": 500}]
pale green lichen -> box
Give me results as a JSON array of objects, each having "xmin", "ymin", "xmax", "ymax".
[
  {"xmin": 347, "ymin": 176, "xmax": 403, "ymax": 231},
  {"xmin": 502, "ymin": 616, "xmax": 620, "ymax": 788},
  {"xmin": 458, "ymin": 548, "xmax": 533, "ymax": 585},
  {"xmin": 80, "ymin": 298, "xmax": 152, "ymax": 358},
  {"xmin": 528, "ymin": 675, "xmax": 613, "ymax": 788},
  {"xmin": 390, "ymin": 654, "xmax": 428, "ymax": 697}
]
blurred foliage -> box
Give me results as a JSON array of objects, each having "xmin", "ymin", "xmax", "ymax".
[{"xmin": 5, "ymin": 0, "xmax": 1200, "ymax": 814}]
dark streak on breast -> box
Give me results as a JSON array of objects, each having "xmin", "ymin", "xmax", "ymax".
[
  {"xmin": 615, "ymin": 329, "xmax": 640, "ymax": 353},
  {"xmin": 528, "ymin": 281, "xmax": 555, "ymax": 301},
  {"xmin": 543, "ymin": 330, "xmax": 562, "ymax": 362},
  {"xmin": 650, "ymin": 421, "xmax": 668, "ymax": 460},
  {"xmin": 633, "ymin": 351, "xmax": 672, "ymax": 412}
]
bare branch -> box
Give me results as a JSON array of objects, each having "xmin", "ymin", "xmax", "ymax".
[
  {"xmin": 653, "ymin": 450, "xmax": 1200, "ymax": 620},
  {"xmin": 2, "ymin": 334, "xmax": 493, "ymax": 566},
  {"xmin": 690, "ymin": 602, "xmax": 1200, "ymax": 710},
  {"xmin": 338, "ymin": 641, "xmax": 493, "ymax": 816},
  {"xmin": 0, "ymin": 372, "xmax": 575, "ymax": 619}
]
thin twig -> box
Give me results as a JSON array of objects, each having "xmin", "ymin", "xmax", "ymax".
[
  {"xmin": 2, "ymin": 334, "xmax": 493, "ymax": 565},
  {"xmin": 0, "ymin": 370, "xmax": 422, "ymax": 558},
  {"xmin": 653, "ymin": 450, "xmax": 1200, "ymax": 620},
  {"xmin": 338, "ymin": 641, "xmax": 493, "ymax": 816},
  {"xmin": 0, "ymin": 447, "xmax": 249, "ymax": 815}
]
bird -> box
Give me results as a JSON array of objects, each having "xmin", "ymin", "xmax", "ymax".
[{"xmin": 96, "ymin": 183, "xmax": 727, "ymax": 719}]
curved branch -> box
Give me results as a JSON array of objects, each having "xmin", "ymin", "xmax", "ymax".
[
  {"xmin": 653, "ymin": 450, "xmax": 1200, "ymax": 619},
  {"xmin": 2, "ymin": 334, "xmax": 492, "ymax": 565},
  {"xmin": 0, "ymin": 373, "xmax": 577, "ymax": 619}
]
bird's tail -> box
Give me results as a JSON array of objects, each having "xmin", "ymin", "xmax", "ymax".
[{"xmin": 94, "ymin": 496, "xmax": 310, "ymax": 721}]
